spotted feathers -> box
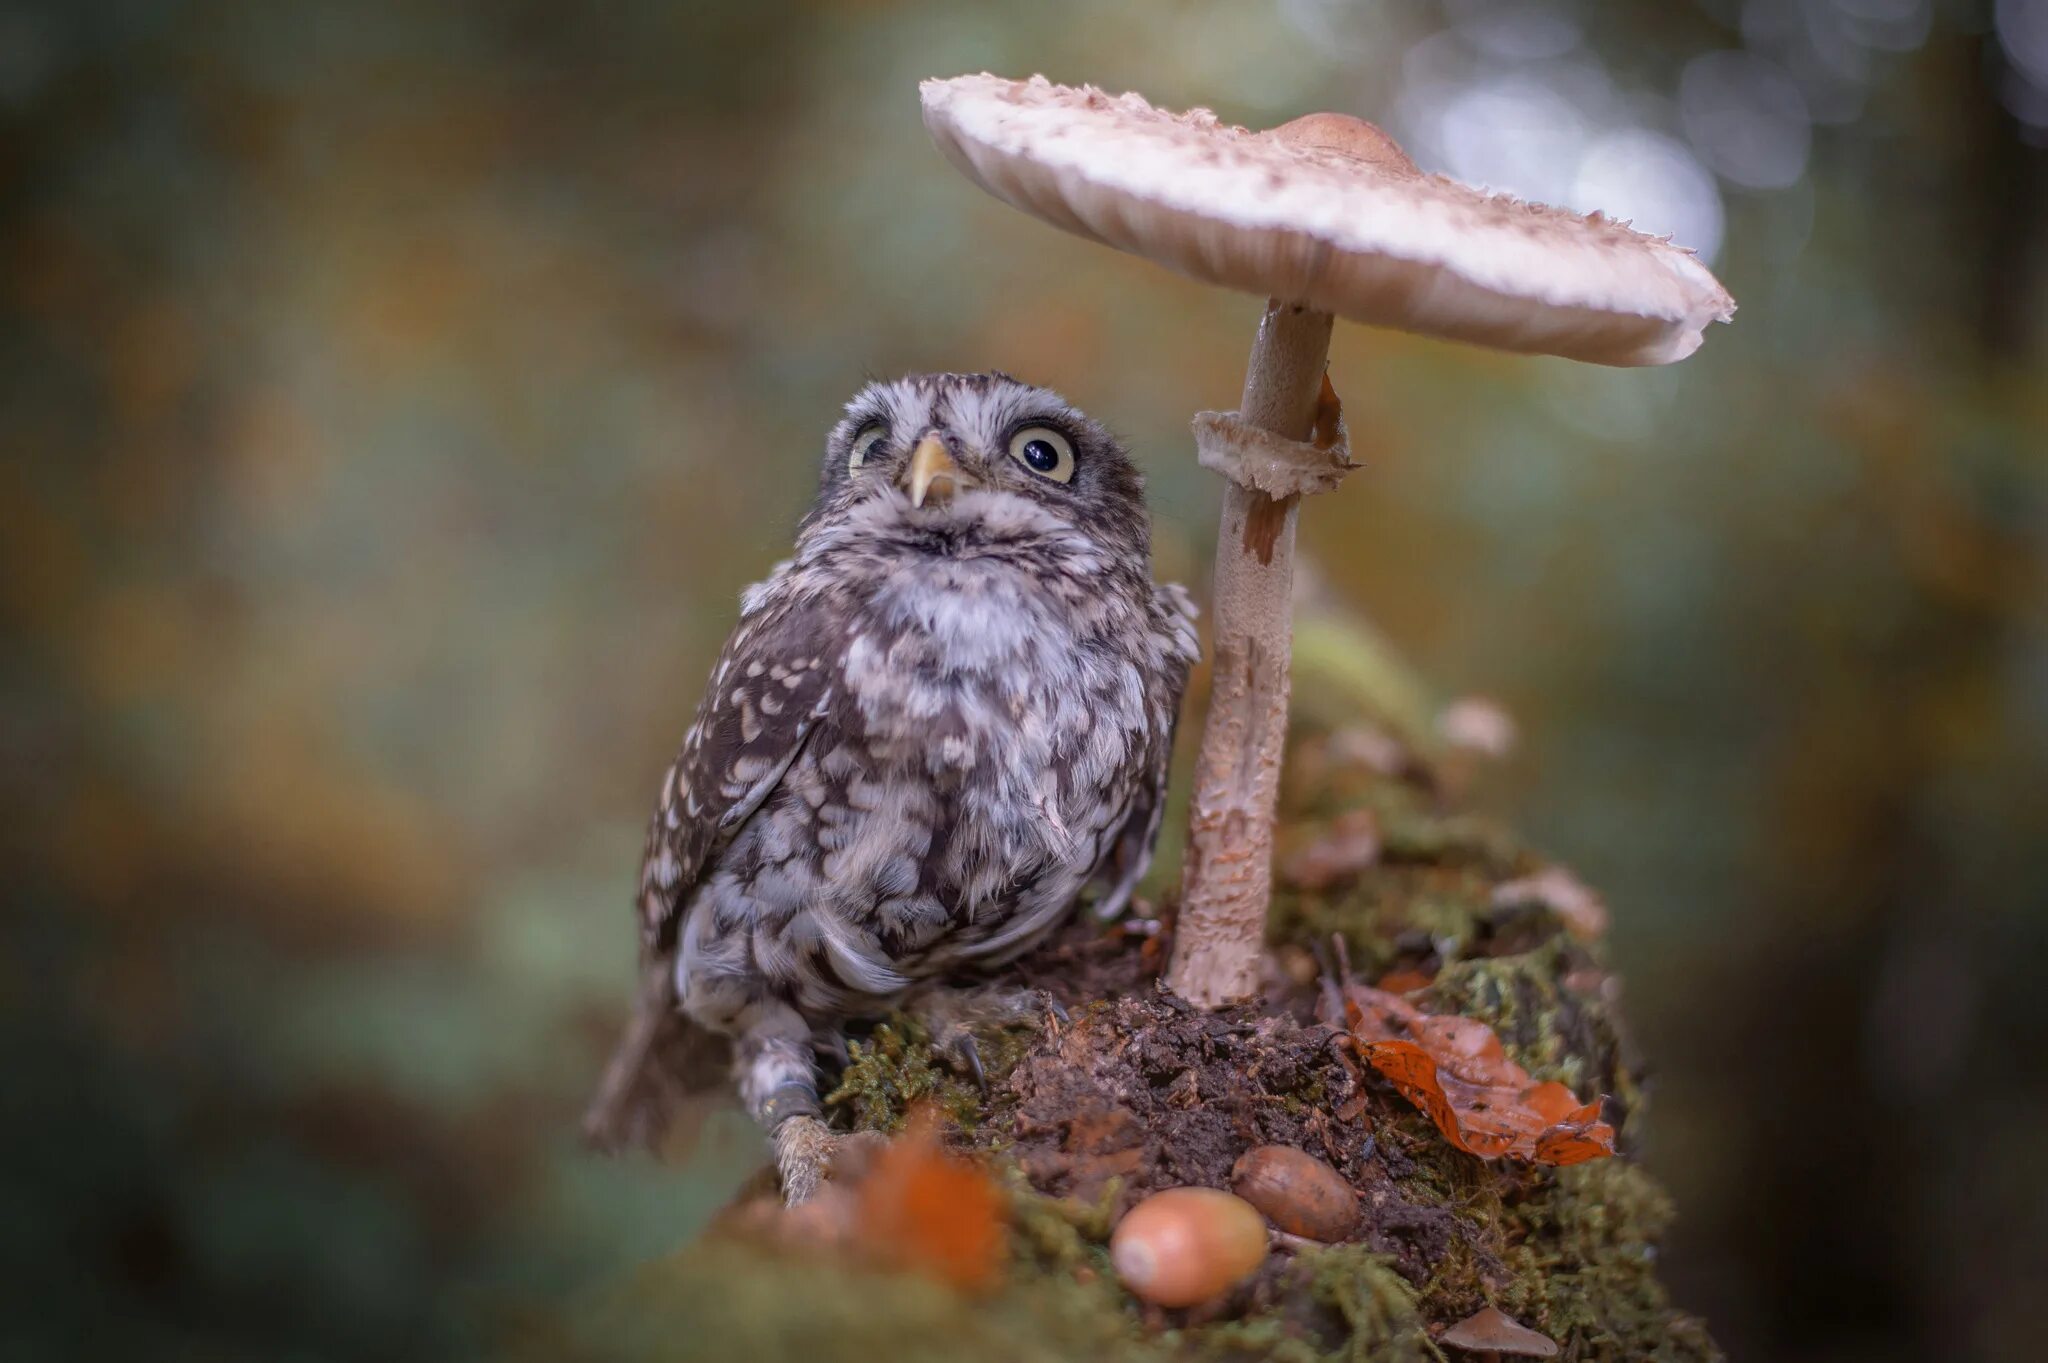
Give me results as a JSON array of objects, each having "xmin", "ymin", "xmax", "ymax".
[{"xmin": 586, "ymin": 373, "xmax": 1197, "ymax": 1152}]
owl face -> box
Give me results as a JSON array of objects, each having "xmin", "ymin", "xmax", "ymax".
[{"xmin": 805, "ymin": 373, "xmax": 1151, "ymax": 564}]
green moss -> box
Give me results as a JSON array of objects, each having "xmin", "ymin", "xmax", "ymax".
[
  {"xmin": 825, "ymin": 1021, "xmax": 961, "ymax": 1132},
  {"xmin": 523, "ymin": 1189, "xmax": 1470, "ymax": 1363},
  {"xmin": 1376, "ymin": 810, "xmax": 1527, "ymax": 875},
  {"xmin": 1268, "ymin": 777, "xmax": 1541, "ymax": 980},
  {"xmin": 1281, "ymin": 759, "xmax": 1533, "ymax": 878},
  {"xmin": 1297, "ymin": 1247, "xmax": 1443, "ymax": 1363},
  {"xmin": 1500, "ymin": 1160, "xmax": 1715, "ymax": 1361},
  {"xmin": 1004, "ymin": 1172, "xmax": 1119, "ymax": 1267},
  {"xmin": 1168, "ymin": 1247, "xmax": 1444, "ymax": 1363},
  {"xmin": 1349, "ymin": 1097, "xmax": 1711, "ymax": 1360},
  {"xmin": 1270, "ymin": 869, "xmax": 1502, "ymax": 981},
  {"xmin": 825, "ymin": 1014, "xmax": 1036, "ymax": 1135},
  {"xmin": 1412, "ymin": 1224, "xmax": 1502, "ymax": 1322},
  {"xmin": 1350, "ymin": 1142, "xmax": 1714, "ymax": 1361},
  {"xmin": 526, "ymin": 1221, "xmax": 1157, "ymax": 1363}
]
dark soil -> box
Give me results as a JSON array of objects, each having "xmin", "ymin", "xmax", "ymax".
[{"xmin": 980, "ymin": 985, "xmax": 1472, "ymax": 1294}]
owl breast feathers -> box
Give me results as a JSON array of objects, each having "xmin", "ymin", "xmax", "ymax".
[{"xmin": 586, "ymin": 372, "xmax": 1197, "ymax": 1151}]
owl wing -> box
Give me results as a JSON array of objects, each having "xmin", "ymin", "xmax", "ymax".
[
  {"xmin": 635, "ymin": 589, "xmax": 839, "ymax": 955},
  {"xmin": 584, "ymin": 574, "xmax": 839, "ymax": 1152},
  {"xmin": 1090, "ymin": 582, "xmax": 1201, "ymax": 919}
]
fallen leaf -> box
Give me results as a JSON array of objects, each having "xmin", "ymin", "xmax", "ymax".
[
  {"xmin": 1436, "ymin": 696, "xmax": 1517, "ymax": 759},
  {"xmin": 1277, "ymin": 943, "xmax": 1323, "ymax": 987},
  {"xmin": 857, "ymin": 1106, "xmax": 1007, "ymax": 1292},
  {"xmin": 1492, "ymin": 865, "xmax": 1609, "ymax": 940},
  {"xmin": 1374, "ymin": 967, "xmax": 1436, "ymax": 994},
  {"xmin": 1281, "ymin": 809, "xmax": 1382, "ymax": 890},
  {"xmin": 1342, "ymin": 985, "xmax": 1615, "ymax": 1166},
  {"xmin": 1323, "ymin": 725, "xmax": 1413, "ymax": 777}
]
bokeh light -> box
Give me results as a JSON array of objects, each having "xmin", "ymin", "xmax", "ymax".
[
  {"xmin": 1681, "ymin": 50, "xmax": 1813, "ymax": 191},
  {"xmin": 1572, "ymin": 129, "xmax": 1726, "ymax": 262},
  {"xmin": 1999, "ymin": 0, "xmax": 2048, "ymax": 131}
]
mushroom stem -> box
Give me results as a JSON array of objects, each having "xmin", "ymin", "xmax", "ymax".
[{"xmin": 1167, "ymin": 300, "xmax": 1334, "ymax": 1007}]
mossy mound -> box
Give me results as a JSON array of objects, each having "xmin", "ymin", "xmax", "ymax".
[
  {"xmin": 534, "ymin": 732, "xmax": 1717, "ymax": 1362},
  {"xmin": 522, "ymin": 1219, "xmax": 1439, "ymax": 1363}
]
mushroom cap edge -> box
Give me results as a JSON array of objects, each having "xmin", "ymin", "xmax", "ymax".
[{"xmin": 920, "ymin": 73, "xmax": 1736, "ymax": 368}]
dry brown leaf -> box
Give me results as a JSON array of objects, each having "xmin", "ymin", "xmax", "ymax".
[
  {"xmin": 1323, "ymin": 725, "xmax": 1412, "ymax": 777},
  {"xmin": 1492, "ymin": 865, "xmax": 1609, "ymax": 941},
  {"xmin": 1342, "ymin": 984, "xmax": 1615, "ymax": 1166},
  {"xmin": 1280, "ymin": 808, "xmax": 1382, "ymax": 890}
]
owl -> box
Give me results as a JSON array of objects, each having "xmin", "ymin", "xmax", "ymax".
[{"xmin": 583, "ymin": 372, "xmax": 1198, "ymax": 1200}]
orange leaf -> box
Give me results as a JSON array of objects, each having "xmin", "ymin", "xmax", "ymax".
[
  {"xmin": 1374, "ymin": 968, "xmax": 1436, "ymax": 995},
  {"xmin": 1345, "ymin": 986, "xmax": 1616, "ymax": 1166},
  {"xmin": 856, "ymin": 1107, "xmax": 1007, "ymax": 1293},
  {"xmin": 1312, "ymin": 373, "xmax": 1345, "ymax": 451}
]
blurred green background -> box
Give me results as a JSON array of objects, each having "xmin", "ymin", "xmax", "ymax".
[{"xmin": 4, "ymin": 1, "xmax": 2045, "ymax": 1360}]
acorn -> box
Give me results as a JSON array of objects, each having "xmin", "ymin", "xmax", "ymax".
[
  {"xmin": 1231, "ymin": 1145, "xmax": 1359, "ymax": 1242},
  {"xmin": 1109, "ymin": 1187, "xmax": 1268, "ymax": 1308}
]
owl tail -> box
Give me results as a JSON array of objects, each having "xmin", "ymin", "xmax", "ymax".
[{"xmin": 581, "ymin": 960, "xmax": 729, "ymax": 1154}]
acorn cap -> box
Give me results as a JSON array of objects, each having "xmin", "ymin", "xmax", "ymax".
[
  {"xmin": 1440, "ymin": 1305, "xmax": 1560, "ymax": 1357},
  {"xmin": 921, "ymin": 74, "xmax": 1734, "ymax": 367}
]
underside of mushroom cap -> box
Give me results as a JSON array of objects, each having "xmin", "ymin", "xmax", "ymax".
[{"xmin": 921, "ymin": 73, "xmax": 1735, "ymax": 367}]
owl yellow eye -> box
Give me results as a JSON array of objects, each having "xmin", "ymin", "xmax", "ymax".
[
  {"xmin": 1008, "ymin": 426, "xmax": 1075, "ymax": 483},
  {"xmin": 849, "ymin": 423, "xmax": 889, "ymax": 472}
]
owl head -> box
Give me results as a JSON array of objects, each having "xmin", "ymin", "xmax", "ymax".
[{"xmin": 803, "ymin": 373, "xmax": 1153, "ymax": 567}]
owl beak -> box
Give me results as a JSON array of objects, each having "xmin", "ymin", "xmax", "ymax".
[{"xmin": 905, "ymin": 433, "xmax": 973, "ymax": 507}]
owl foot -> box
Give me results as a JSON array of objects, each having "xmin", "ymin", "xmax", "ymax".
[
  {"xmin": 772, "ymin": 1114, "xmax": 885, "ymax": 1206},
  {"xmin": 911, "ymin": 984, "xmax": 1070, "ymax": 1093}
]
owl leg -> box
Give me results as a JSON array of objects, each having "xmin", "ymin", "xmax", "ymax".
[{"xmin": 733, "ymin": 1006, "xmax": 870, "ymax": 1205}]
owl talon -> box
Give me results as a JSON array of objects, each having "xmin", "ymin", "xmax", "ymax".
[{"xmin": 949, "ymin": 1033, "xmax": 989, "ymax": 1093}]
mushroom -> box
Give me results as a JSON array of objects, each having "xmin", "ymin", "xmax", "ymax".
[
  {"xmin": 920, "ymin": 74, "xmax": 1734, "ymax": 1006},
  {"xmin": 1439, "ymin": 1305, "xmax": 1559, "ymax": 1358}
]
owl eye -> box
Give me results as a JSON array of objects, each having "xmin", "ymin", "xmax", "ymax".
[
  {"xmin": 849, "ymin": 422, "xmax": 890, "ymax": 472},
  {"xmin": 1008, "ymin": 426, "xmax": 1075, "ymax": 483}
]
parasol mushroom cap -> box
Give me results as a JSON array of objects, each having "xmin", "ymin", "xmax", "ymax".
[
  {"xmin": 1440, "ymin": 1305, "xmax": 1560, "ymax": 1357},
  {"xmin": 921, "ymin": 73, "xmax": 1734, "ymax": 367}
]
